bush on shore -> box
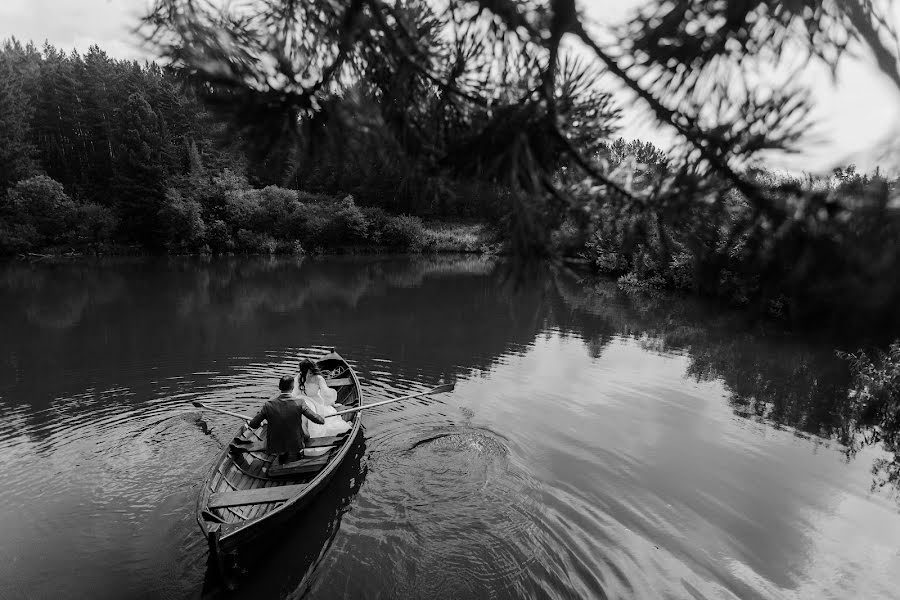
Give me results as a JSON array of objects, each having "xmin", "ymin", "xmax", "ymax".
[
  {"xmin": 841, "ymin": 341, "xmax": 900, "ymax": 490},
  {"xmin": 0, "ymin": 172, "xmax": 489, "ymax": 257},
  {"xmin": 0, "ymin": 175, "xmax": 119, "ymax": 253},
  {"xmin": 577, "ymin": 167, "xmax": 900, "ymax": 330}
]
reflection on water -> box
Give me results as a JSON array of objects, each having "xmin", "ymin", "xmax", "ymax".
[
  {"xmin": 216, "ymin": 434, "xmax": 369, "ymax": 598},
  {"xmin": 0, "ymin": 256, "xmax": 898, "ymax": 599},
  {"xmin": 551, "ymin": 272, "xmax": 857, "ymax": 443}
]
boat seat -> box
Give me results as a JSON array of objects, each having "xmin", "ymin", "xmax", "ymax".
[
  {"xmin": 229, "ymin": 433, "xmax": 348, "ymax": 456},
  {"xmin": 307, "ymin": 434, "xmax": 349, "ymax": 448},
  {"xmin": 268, "ymin": 454, "xmax": 330, "ymax": 477},
  {"xmin": 325, "ymin": 377, "xmax": 352, "ymax": 386},
  {"xmin": 209, "ymin": 483, "xmax": 308, "ymax": 509}
]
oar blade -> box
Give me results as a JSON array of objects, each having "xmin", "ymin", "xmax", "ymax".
[
  {"xmin": 430, "ymin": 383, "xmax": 455, "ymax": 394},
  {"xmin": 192, "ymin": 401, "xmax": 205, "ymax": 408}
]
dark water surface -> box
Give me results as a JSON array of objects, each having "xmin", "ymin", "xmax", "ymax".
[{"xmin": 1, "ymin": 256, "xmax": 898, "ymax": 599}]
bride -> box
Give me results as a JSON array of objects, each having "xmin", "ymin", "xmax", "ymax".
[{"xmin": 293, "ymin": 359, "xmax": 351, "ymax": 454}]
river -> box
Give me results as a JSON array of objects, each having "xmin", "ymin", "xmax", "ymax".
[{"xmin": 0, "ymin": 255, "xmax": 898, "ymax": 599}]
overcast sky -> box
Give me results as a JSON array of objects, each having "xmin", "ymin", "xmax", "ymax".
[{"xmin": 2, "ymin": 0, "xmax": 899, "ymax": 174}]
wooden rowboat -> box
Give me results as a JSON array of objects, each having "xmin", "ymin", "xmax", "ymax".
[{"xmin": 196, "ymin": 350, "xmax": 363, "ymax": 574}]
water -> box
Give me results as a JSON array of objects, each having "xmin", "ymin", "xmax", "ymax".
[{"xmin": 1, "ymin": 256, "xmax": 898, "ymax": 599}]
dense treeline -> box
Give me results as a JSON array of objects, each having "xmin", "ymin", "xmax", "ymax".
[
  {"xmin": 576, "ymin": 142, "xmax": 900, "ymax": 330},
  {"xmin": 0, "ymin": 40, "xmax": 222, "ymax": 247},
  {"xmin": 3, "ymin": 35, "xmax": 900, "ymax": 334},
  {"xmin": 0, "ymin": 39, "xmax": 483, "ymax": 256}
]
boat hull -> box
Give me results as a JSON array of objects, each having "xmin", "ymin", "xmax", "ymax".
[{"xmin": 195, "ymin": 350, "xmax": 363, "ymax": 574}]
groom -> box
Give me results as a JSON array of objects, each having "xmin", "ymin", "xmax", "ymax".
[{"xmin": 247, "ymin": 375, "xmax": 325, "ymax": 462}]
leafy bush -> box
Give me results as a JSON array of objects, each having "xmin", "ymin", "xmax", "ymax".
[
  {"xmin": 220, "ymin": 185, "xmax": 304, "ymax": 238},
  {"xmin": 582, "ymin": 231, "xmax": 628, "ymax": 273},
  {"xmin": 296, "ymin": 190, "xmax": 338, "ymax": 205},
  {"xmin": 361, "ymin": 206, "xmax": 391, "ymax": 244},
  {"xmin": 666, "ymin": 251, "xmax": 695, "ymax": 291},
  {"xmin": 206, "ymin": 219, "xmax": 234, "ymax": 253},
  {"xmin": 235, "ymin": 228, "xmax": 277, "ymax": 254},
  {"xmin": 257, "ymin": 186, "xmax": 301, "ymax": 234},
  {"xmin": 4, "ymin": 175, "xmax": 77, "ymax": 244},
  {"xmin": 213, "ymin": 169, "xmax": 251, "ymax": 193},
  {"xmin": 381, "ymin": 214, "xmax": 427, "ymax": 251},
  {"xmin": 223, "ymin": 189, "xmax": 262, "ymax": 228},
  {"xmin": 322, "ymin": 196, "xmax": 370, "ymax": 244},
  {"xmin": 71, "ymin": 203, "xmax": 117, "ymax": 248},
  {"xmin": 840, "ymin": 342, "xmax": 900, "ymax": 490},
  {"xmin": 158, "ymin": 188, "xmax": 207, "ymax": 252},
  {"xmin": 0, "ymin": 221, "xmax": 39, "ymax": 254}
]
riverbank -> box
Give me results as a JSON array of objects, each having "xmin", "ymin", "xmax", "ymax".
[{"xmin": 11, "ymin": 219, "xmax": 500, "ymax": 259}]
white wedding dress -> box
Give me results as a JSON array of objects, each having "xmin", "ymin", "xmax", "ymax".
[{"xmin": 293, "ymin": 374, "xmax": 351, "ymax": 456}]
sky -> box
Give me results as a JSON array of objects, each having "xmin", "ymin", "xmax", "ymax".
[{"xmin": 2, "ymin": 0, "xmax": 899, "ymax": 174}]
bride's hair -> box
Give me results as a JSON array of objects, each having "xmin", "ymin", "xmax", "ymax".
[{"xmin": 298, "ymin": 359, "xmax": 322, "ymax": 392}]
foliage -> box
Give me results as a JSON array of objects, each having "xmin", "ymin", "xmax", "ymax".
[
  {"xmin": 0, "ymin": 40, "xmax": 38, "ymax": 188},
  {"xmin": 205, "ymin": 219, "xmax": 233, "ymax": 254},
  {"xmin": 1, "ymin": 175, "xmax": 76, "ymax": 250},
  {"xmin": 158, "ymin": 188, "xmax": 206, "ymax": 252},
  {"xmin": 71, "ymin": 203, "xmax": 118, "ymax": 248},
  {"xmin": 320, "ymin": 196, "xmax": 370, "ymax": 245},
  {"xmin": 579, "ymin": 160, "xmax": 900, "ymax": 331},
  {"xmin": 135, "ymin": 0, "xmax": 900, "ymax": 331},
  {"xmin": 235, "ymin": 229, "xmax": 278, "ymax": 254},
  {"xmin": 141, "ymin": 0, "xmax": 900, "ymax": 249},
  {"xmin": 0, "ymin": 38, "xmax": 506, "ymax": 256},
  {"xmin": 840, "ymin": 342, "xmax": 900, "ymax": 493},
  {"xmin": 381, "ymin": 214, "xmax": 428, "ymax": 251}
]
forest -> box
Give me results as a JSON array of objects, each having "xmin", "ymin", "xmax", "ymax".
[{"xmin": 0, "ymin": 39, "xmax": 458, "ymax": 257}]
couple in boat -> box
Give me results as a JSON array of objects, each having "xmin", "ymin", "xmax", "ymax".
[{"xmin": 246, "ymin": 359, "xmax": 351, "ymax": 462}]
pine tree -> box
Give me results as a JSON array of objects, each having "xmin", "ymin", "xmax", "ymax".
[
  {"xmin": 111, "ymin": 92, "xmax": 167, "ymax": 245},
  {"xmin": 0, "ymin": 39, "xmax": 38, "ymax": 188}
]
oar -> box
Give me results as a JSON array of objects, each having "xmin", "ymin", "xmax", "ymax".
[
  {"xmin": 191, "ymin": 400, "xmax": 250, "ymax": 421},
  {"xmin": 190, "ymin": 383, "xmax": 454, "ymax": 421},
  {"xmin": 329, "ymin": 383, "xmax": 455, "ymax": 417}
]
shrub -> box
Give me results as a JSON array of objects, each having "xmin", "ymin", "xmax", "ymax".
[
  {"xmin": 617, "ymin": 271, "xmax": 667, "ymax": 291},
  {"xmin": 323, "ymin": 195, "xmax": 369, "ymax": 244},
  {"xmin": 71, "ymin": 203, "xmax": 117, "ymax": 247},
  {"xmin": 582, "ymin": 232, "xmax": 627, "ymax": 273},
  {"xmin": 223, "ymin": 189, "xmax": 262, "ymax": 228},
  {"xmin": 381, "ymin": 214, "xmax": 427, "ymax": 251},
  {"xmin": 206, "ymin": 219, "xmax": 234, "ymax": 253},
  {"xmin": 667, "ymin": 251, "xmax": 695, "ymax": 291},
  {"xmin": 840, "ymin": 341, "xmax": 900, "ymax": 489},
  {"xmin": 235, "ymin": 228, "xmax": 277, "ymax": 254},
  {"xmin": 4, "ymin": 175, "xmax": 77, "ymax": 244},
  {"xmin": 296, "ymin": 190, "xmax": 338, "ymax": 205},
  {"xmin": 361, "ymin": 206, "xmax": 391, "ymax": 244},
  {"xmin": 213, "ymin": 169, "xmax": 251, "ymax": 193},
  {"xmin": 0, "ymin": 221, "xmax": 39, "ymax": 254},
  {"xmin": 158, "ymin": 188, "xmax": 207, "ymax": 252},
  {"xmin": 257, "ymin": 186, "xmax": 301, "ymax": 234},
  {"xmin": 550, "ymin": 220, "xmax": 583, "ymax": 255}
]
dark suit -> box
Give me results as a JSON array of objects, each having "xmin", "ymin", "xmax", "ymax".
[{"xmin": 248, "ymin": 392, "xmax": 325, "ymax": 456}]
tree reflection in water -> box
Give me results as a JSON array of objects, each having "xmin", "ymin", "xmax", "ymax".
[
  {"xmin": 0, "ymin": 255, "xmax": 895, "ymax": 499},
  {"xmin": 550, "ymin": 268, "xmax": 897, "ymax": 497}
]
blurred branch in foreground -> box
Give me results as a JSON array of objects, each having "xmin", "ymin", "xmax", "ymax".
[{"xmin": 139, "ymin": 0, "xmax": 900, "ymax": 328}]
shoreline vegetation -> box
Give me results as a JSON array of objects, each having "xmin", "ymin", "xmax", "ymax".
[
  {"xmin": 1, "ymin": 39, "xmax": 898, "ymax": 333},
  {"xmin": 9, "ymin": 213, "xmax": 500, "ymax": 259},
  {"xmin": 0, "ymin": 40, "xmax": 509, "ymax": 260}
]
